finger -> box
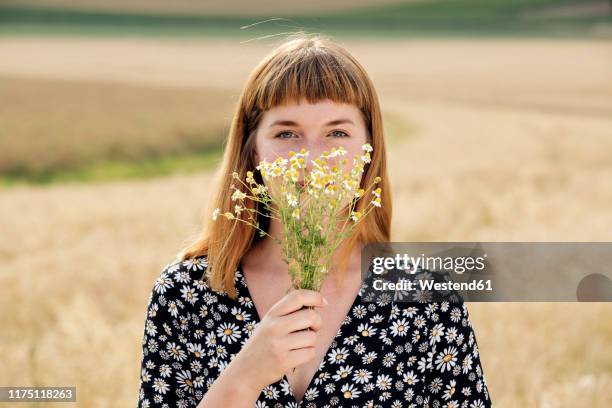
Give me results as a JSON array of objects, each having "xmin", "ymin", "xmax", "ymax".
[
  {"xmin": 284, "ymin": 329, "xmax": 318, "ymax": 350},
  {"xmin": 269, "ymin": 289, "xmax": 327, "ymax": 317},
  {"xmin": 277, "ymin": 307, "xmax": 323, "ymax": 333}
]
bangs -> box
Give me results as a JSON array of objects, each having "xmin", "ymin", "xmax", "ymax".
[{"xmin": 252, "ymin": 45, "xmax": 371, "ymax": 113}]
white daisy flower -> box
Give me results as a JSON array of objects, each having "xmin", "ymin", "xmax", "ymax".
[
  {"xmin": 390, "ymin": 318, "xmax": 409, "ymax": 337},
  {"xmin": 362, "ymin": 143, "xmax": 373, "ymax": 152},
  {"xmin": 328, "ymin": 347, "xmax": 350, "ymax": 364},
  {"xmin": 175, "ymin": 370, "xmax": 194, "ymax": 392},
  {"xmin": 216, "ymin": 322, "xmax": 242, "ymax": 344},
  {"xmin": 341, "ymin": 383, "xmax": 361, "ymax": 399},
  {"xmin": 435, "ymin": 346, "xmax": 458, "ymax": 372},
  {"xmin": 180, "ymin": 285, "xmax": 199, "ymax": 305}
]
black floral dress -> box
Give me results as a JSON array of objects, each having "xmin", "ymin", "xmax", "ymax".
[{"xmin": 137, "ymin": 255, "xmax": 492, "ymax": 408}]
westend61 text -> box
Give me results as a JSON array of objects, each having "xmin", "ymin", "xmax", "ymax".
[{"xmin": 374, "ymin": 279, "xmax": 493, "ymax": 291}]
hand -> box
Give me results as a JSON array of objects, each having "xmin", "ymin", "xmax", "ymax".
[{"xmin": 230, "ymin": 288, "xmax": 328, "ymax": 391}]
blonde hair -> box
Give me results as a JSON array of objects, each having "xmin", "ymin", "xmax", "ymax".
[{"xmin": 178, "ymin": 32, "xmax": 392, "ymax": 300}]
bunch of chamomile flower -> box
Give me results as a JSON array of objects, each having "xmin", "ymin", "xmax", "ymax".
[{"xmin": 212, "ymin": 143, "xmax": 382, "ymax": 292}]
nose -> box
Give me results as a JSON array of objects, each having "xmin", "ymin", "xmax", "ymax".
[
  {"xmin": 291, "ymin": 136, "xmax": 347, "ymax": 185},
  {"xmin": 302, "ymin": 143, "xmax": 324, "ymax": 162}
]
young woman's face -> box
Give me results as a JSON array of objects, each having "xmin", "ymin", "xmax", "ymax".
[{"xmin": 254, "ymin": 98, "xmax": 369, "ymax": 179}]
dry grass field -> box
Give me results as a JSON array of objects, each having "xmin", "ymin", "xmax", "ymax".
[
  {"xmin": 0, "ymin": 36, "xmax": 611, "ymax": 407},
  {"xmin": 0, "ymin": 76, "xmax": 233, "ymax": 177}
]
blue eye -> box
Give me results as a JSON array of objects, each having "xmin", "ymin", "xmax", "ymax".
[
  {"xmin": 275, "ymin": 130, "xmax": 349, "ymax": 139},
  {"xmin": 329, "ymin": 130, "xmax": 349, "ymax": 138},
  {"xmin": 275, "ymin": 131, "xmax": 297, "ymax": 139}
]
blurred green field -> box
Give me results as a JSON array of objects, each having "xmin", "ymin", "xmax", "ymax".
[
  {"xmin": 1, "ymin": 0, "xmax": 611, "ymax": 38},
  {"xmin": 0, "ymin": 76, "xmax": 233, "ymax": 185}
]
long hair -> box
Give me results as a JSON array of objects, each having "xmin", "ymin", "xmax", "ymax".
[{"xmin": 177, "ymin": 32, "xmax": 392, "ymax": 300}]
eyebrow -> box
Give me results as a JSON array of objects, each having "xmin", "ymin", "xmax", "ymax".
[{"xmin": 269, "ymin": 118, "xmax": 355, "ymax": 127}]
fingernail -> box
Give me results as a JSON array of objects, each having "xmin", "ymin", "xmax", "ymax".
[{"xmin": 323, "ymin": 297, "xmax": 329, "ymax": 305}]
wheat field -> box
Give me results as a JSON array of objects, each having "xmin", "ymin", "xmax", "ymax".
[
  {"xmin": 0, "ymin": 75, "xmax": 235, "ymax": 177},
  {"xmin": 0, "ymin": 36, "xmax": 611, "ymax": 407}
]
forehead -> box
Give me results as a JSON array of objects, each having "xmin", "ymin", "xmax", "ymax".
[{"xmin": 260, "ymin": 98, "xmax": 363, "ymax": 125}]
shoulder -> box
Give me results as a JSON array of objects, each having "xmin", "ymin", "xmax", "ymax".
[
  {"xmin": 149, "ymin": 254, "xmax": 238, "ymax": 309},
  {"xmin": 147, "ymin": 255, "xmax": 210, "ymax": 313},
  {"xmin": 143, "ymin": 256, "xmax": 215, "ymax": 339}
]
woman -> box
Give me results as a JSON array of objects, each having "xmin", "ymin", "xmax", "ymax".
[{"xmin": 137, "ymin": 33, "xmax": 492, "ymax": 408}]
